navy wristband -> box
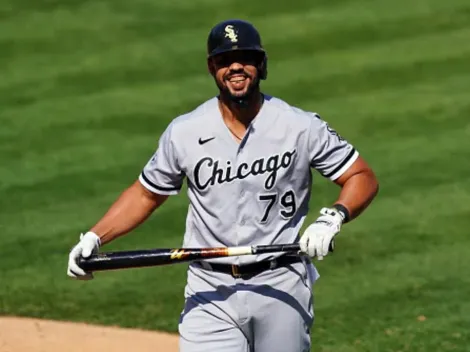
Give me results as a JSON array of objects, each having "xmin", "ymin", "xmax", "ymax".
[{"xmin": 333, "ymin": 204, "xmax": 350, "ymax": 223}]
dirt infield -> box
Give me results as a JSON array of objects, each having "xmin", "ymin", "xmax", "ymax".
[{"xmin": 0, "ymin": 317, "xmax": 179, "ymax": 352}]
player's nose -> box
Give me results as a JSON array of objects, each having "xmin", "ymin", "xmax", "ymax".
[{"xmin": 228, "ymin": 61, "xmax": 244, "ymax": 71}]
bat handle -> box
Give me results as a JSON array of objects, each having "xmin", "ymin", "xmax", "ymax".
[{"xmin": 329, "ymin": 239, "xmax": 335, "ymax": 252}]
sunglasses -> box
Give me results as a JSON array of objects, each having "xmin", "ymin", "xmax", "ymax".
[{"xmin": 212, "ymin": 50, "xmax": 264, "ymax": 67}]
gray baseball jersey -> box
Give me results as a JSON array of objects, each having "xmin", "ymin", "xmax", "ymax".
[{"xmin": 139, "ymin": 94, "xmax": 358, "ymax": 266}]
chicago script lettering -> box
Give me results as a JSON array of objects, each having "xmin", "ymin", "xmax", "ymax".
[{"xmin": 194, "ymin": 149, "xmax": 296, "ymax": 190}]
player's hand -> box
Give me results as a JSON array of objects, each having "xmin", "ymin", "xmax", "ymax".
[
  {"xmin": 67, "ymin": 231, "xmax": 101, "ymax": 280},
  {"xmin": 299, "ymin": 207, "xmax": 344, "ymax": 260}
]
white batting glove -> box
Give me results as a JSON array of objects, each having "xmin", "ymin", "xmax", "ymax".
[
  {"xmin": 67, "ymin": 232, "xmax": 101, "ymax": 280},
  {"xmin": 299, "ymin": 207, "xmax": 345, "ymax": 260}
]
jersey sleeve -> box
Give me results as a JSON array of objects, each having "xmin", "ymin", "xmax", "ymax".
[
  {"xmin": 138, "ymin": 122, "xmax": 185, "ymax": 195},
  {"xmin": 308, "ymin": 113, "xmax": 359, "ymax": 181}
]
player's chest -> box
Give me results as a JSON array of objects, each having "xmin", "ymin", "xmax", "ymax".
[{"xmin": 182, "ymin": 139, "xmax": 304, "ymax": 192}]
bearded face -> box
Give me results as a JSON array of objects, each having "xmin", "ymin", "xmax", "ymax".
[{"xmin": 209, "ymin": 50, "xmax": 265, "ymax": 103}]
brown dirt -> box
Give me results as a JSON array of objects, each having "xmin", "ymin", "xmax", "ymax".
[{"xmin": 0, "ymin": 317, "xmax": 179, "ymax": 352}]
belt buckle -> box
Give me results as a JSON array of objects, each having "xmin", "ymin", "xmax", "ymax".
[{"xmin": 231, "ymin": 265, "xmax": 242, "ymax": 278}]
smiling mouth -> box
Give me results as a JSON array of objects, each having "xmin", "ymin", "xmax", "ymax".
[
  {"xmin": 226, "ymin": 74, "xmax": 250, "ymax": 91},
  {"xmin": 227, "ymin": 75, "xmax": 248, "ymax": 82},
  {"xmin": 230, "ymin": 77, "xmax": 246, "ymax": 82}
]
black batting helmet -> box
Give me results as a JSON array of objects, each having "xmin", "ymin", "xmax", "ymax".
[{"xmin": 207, "ymin": 19, "xmax": 267, "ymax": 80}]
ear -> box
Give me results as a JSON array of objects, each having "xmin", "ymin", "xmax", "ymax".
[
  {"xmin": 207, "ymin": 58, "xmax": 215, "ymax": 76},
  {"xmin": 259, "ymin": 55, "xmax": 268, "ymax": 80}
]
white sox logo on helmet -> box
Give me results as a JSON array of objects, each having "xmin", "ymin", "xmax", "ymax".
[{"xmin": 224, "ymin": 25, "xmax": 238, "ymax": 42}]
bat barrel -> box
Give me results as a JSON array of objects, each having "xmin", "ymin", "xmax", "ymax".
[
  {"xmin": 78, "ymin": 249, "xmax": 174, "ymax": 272},
  {"xmin": 77, "ymin": 247, "xmax": 231, "ymax": 272}
]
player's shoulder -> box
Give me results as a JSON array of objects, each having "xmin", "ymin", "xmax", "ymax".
[
  {"xmin": 164, "ymin": 97, "xmax": 219, "ymax": 135},
  {"xmin": 264, "ymin": 94, "xmax": 324, "ymax": 127}
]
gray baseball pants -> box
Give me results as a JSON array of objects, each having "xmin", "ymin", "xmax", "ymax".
[{"xmin": 178, "ymin": 257, "xmax": 318, "ymax": 352}]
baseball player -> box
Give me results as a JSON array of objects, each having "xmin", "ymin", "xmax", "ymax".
[{"xmin": 67, "ymin": 19, "xmax": 379, "ymax": 352}]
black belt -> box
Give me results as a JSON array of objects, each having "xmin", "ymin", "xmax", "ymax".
[{"xmin": 198, "ymin": 255, "xmax": 302, "ymax": 278}]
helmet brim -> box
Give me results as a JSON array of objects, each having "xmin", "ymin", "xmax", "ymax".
[{"xmin": 207, "ymin": 46, "xmax": 265, "ymax": 58}]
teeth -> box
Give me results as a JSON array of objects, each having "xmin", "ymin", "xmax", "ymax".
[{"xmin": 229, "ymin": 76, "xmax": 246, "ymax": 80}]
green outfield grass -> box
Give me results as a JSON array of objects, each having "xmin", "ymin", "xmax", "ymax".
[{"xmin": 1, "ymin": 0, "xmax": 470, "ymax": 351}]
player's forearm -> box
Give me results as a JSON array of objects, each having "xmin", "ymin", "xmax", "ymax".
[
  {"xmin": 90, "ymin": 181, "xmax": 168, "ymax": 245},
  {"xmin": 334, "ymin": 169, "xmax": 379, "ymax": 222}
]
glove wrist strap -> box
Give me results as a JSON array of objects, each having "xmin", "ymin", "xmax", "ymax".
[{"xmin": 332, "ymin": 204, "xmax": 350, "ymax": 223}]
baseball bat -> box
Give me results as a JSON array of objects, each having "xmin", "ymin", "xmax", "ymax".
[{"xmin": 77, "ymin": 240, "xmax": 335, "ymax": 272}]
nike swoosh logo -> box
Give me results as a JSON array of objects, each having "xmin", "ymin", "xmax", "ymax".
[{"xmin": 198, "ymin": 137, "xmax": 215, "ymax": 145}]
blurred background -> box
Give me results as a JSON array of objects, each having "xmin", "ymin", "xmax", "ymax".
[{"xmin": 1, "ymin": 0, "xmax": 469, "ymax": 351}]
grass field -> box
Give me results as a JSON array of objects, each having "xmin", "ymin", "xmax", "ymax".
[{"xmin": 1, "ymin": 0, "xmax": 470, "ymax": 351}]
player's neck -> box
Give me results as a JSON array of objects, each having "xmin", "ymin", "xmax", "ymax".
[{"xmin": 218, "ymin": 91, "xmax": 264, "ymax": 128}]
